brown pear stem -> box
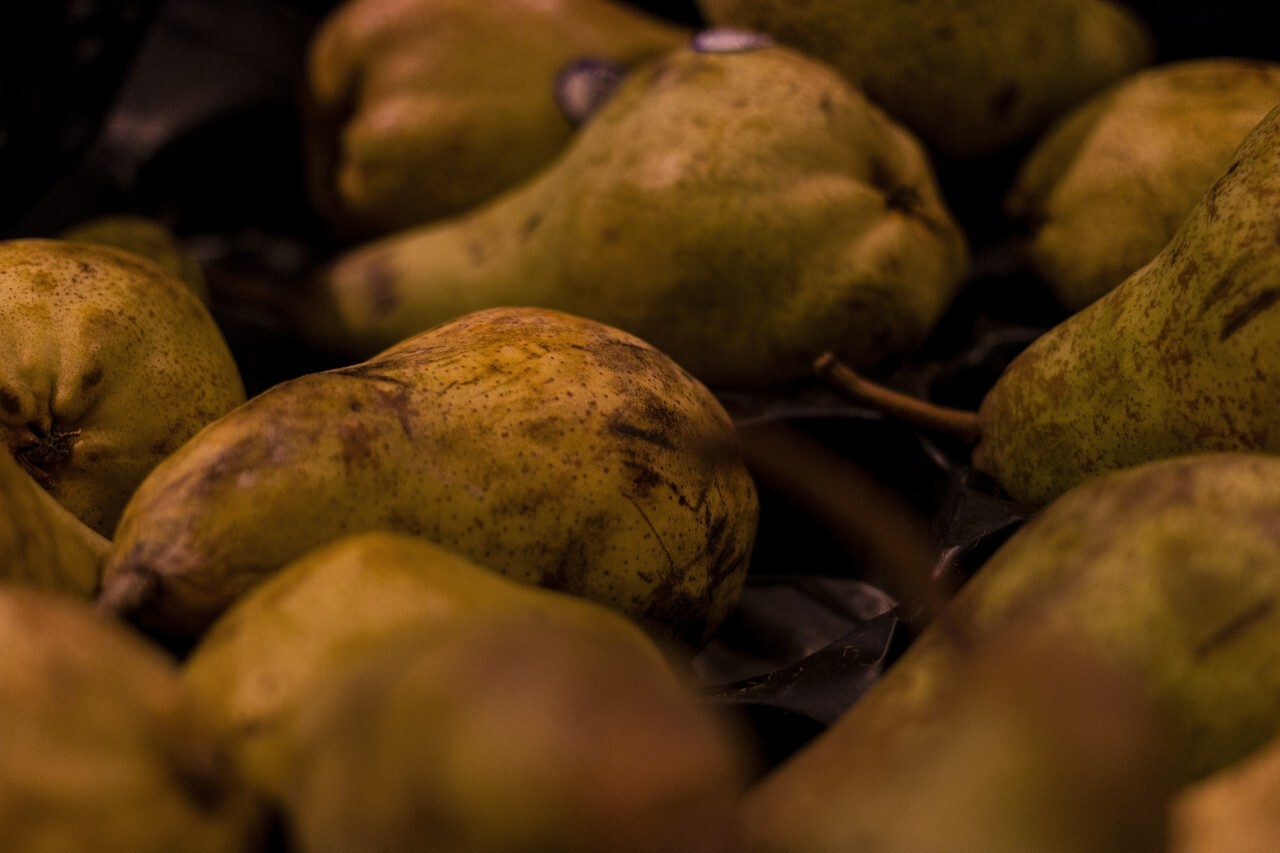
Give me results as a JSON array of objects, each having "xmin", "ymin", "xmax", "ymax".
[{"xmin": 814, "ymin": 353, "xmax": 983, "ymax": 445}]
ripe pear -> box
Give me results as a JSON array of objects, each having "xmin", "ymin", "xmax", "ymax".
[
  {"xmin": 741, "ymin": 453, "xmax": 1280, "ymax": 852},
  {"xmin": 695, "ymin": 0, "xmax": 1154, "ymax": 159},
  {"xmin": 61, "ymin": 213, "xmax": 210, "ymax": 303},
  {"xmin": 0, "ymin": 239, "xmax": 245, "ymax": 536},
  {"xmin": 1007, "ymin": 58, "xmax": 1280, "ymax": 311},
  {"xmin": 302, "ymin": 39, "xmax": 969, "ymax": 388},
  {"xmin": 974, "ymin": 101, "xmax": 1280, "ymax": 507},
  {"xmin": 182, "ymin": 531, "xmax": 751, "ymax": 849},
  {"xmin": 100, "ymin": 307, "xmax": 758, "ymax": 647},
  {"xmin": 1171, "ymin": 731, "xmax": 1280, "ymax": 853},
  {"xmin": 0, "ymin": 585, "xmax": 268, "ymax": 852},
  {"xmin": 305, "ymin": 0, "xmax": 690, "ymax": 236},
  {"xmin": 0, "ymin": 450, "xmax": 108, "ymax": 597}
]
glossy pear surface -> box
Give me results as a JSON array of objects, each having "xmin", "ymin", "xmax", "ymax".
[
  {"xmin": 1008, "ymin": 58, "xmax": 1280, "ymax": 310},
  {"xmin": 309, "ymin": 41, "xmax": 969, "ymax": 388},
  {"xmin": 976, "ymin": 102, "xmax": 1280, "ymax": 507},
  {"xmin": 305, "ymin": 0, "xmax": 689, "ymax": 235},
  {"xmin": 0, "ymin": 239, "xmax": 244, "ymax": 536},
  {"xmin": 696, "ymin": 0, "xmax": 1153, "ymax": 158},
  {"xmin": 102, "ymin": 307, "xmax": 758, "ymax": 647}
]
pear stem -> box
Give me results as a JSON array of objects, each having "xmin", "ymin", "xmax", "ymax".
[{"xmin": 814, "ymin": 353, "xmax": 983, "ymax": 445}]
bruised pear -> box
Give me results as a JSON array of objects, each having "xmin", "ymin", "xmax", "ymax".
[
  {"xmin": 0, "ymin": 450, "xmax": 108, "ymax": 597},
  {"xmin": 305, "ymin": 0, "xmax": 690, "ymax": 236},
  {"xmin": 1007, "ymin": 58, "xmax": 1280, "ymax": 311},
  {"xmin": 0, "ymin": 239, "xmax": 244, "ymax": 536},
  {"xmin": 742, "ymin": 453, "xmax": 1280, "ymax": 851},
  {"xmin": 302, "ymin": 38, "xmax": 969, "ymax": 388},
  {"xmin": 0, "ymin": 585, "xmax": 268, "ymax": 852},
  {"xmin": 101, "ymin": 307, "xmax": 758, "ymax": 647}
]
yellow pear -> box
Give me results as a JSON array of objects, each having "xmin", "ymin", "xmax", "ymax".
[
  {"xmin": 0, "ymin": 239, "xmax": 245, "ymax": 536},
  {"xmin": 0, "ymin": 584, "xmax": 268, "ymax": 852},
  {"xmin": 0, "ymin": 450, "xmax": 108, "ymax": 597},
  {"xmin": 100, "ymin": 307, "xmax": 758, "ymax": 647},
  {"xmin": 302, "ymin": 39, "xmax": 969, "ymax": 388},
  {"xmin": 1007, "ymin": 57, "xmax": 1280, "ymax": 311},
  {"xmin": 695, "ymin": 0, "xmax": 1154, "ymax": 158},
  {"xmin": 1171, "ymin": 730, "xmax": 1280, "ymax": 853},
  {"xmin": 61, "ymin": 213, "xmax": 210, "ymax": 303},
  {"xmin": 305, "ymin": 0, "xmax": 690, "ymax": 236}
]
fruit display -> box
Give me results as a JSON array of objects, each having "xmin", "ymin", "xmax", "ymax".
[{"xmin": 6, "ymin": 0, "xmax": 1280, "ymax": 850}]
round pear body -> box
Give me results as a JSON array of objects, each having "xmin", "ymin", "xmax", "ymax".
[
  {"xmin": 102, "ymin": 307, "xmax": 758, "ymax": 648},
  {"xmin": 0, "ymin": 239, "xmax": 244, "ymax": 536}
]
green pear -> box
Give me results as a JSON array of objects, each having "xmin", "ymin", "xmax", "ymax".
[
  {"xmin": 61, "ymin": 213, "xmax": 210, "ymax": 303},
  {"xmin": 974, "ymin": 101, "xmax": 1280, "ymax": 507},
  {"xmin": 0, "ymin": 239, "xmax": 245, "ymax": 536},
  {"xmin": 695, "ymin": 0, "xmax": 1154, "ymax": 159},
  {"xmin": 305, "ymin": 0, "xmax": 690, "ymax": 236},
  {"xmin": 1171, "ymin": 731, "xmax": 1280, "ymax": 853},
  {"xmin": 0, "ymin": 584, "xmax": 268, "ymax": 852},
  {"xmin": 1008, "ymin": 58, "xmax": 1280, "ymax": 311},
  {"xmin": 0, "ymin": 449, "xmax": 108, "ymax": 597},
  {"xmin": 301, "ymin": 39, "xmax": 969, "ymax": 389},
  {"xmin": 99, "ymin": 307, "xmax": 758, "ymax": 648},
  {"xmin": 741, "ymin": 453, "xmax": 1280, "ymax": 852},
  {"xmin": 182, "ymin": 531, "xmax": 751, "ymax": 849}
]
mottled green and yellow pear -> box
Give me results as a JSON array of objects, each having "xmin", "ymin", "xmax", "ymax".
[
  {"xmin": 695, "ymin": 0, "xmax": 1154, "ymax": 159},
  {"xmin": 0, "ymin": 585, "xmax": 268, "ymax": 852},
  {"xmin": 0, "ymin": 239, "xmax": 244, "ymax": 536},
  {"xmin": 304, "ymin": 39, "xmax": 968, "ymax": 388},
  {"xmin": 0, "ymin": 450, "xmax": 108, "ymax": 597},
  {"xmin": 305, "ymin": 0, "xmax": 690, "ymax": 236},
  {"xmin": 742, "ymin": 453, "xmax": 1280, "ymax": 851},
  {"xmin": 1007, "ymin": 58, "xmax": 1280, "ymax": 311},
  {"xmin": 101, "ymin": 307, "xmax": 758, "ymax": 648},
  {"xmin": 61, "ymin": 213, "xmax": 210, "ymax": 303},
  {"xmin": 974, "ymin": 101, "xmax": 1280, "ymax": 507},
  {"xmin": 1171, "ymin": 731, "xmax": 1280, "ymax": 853}
]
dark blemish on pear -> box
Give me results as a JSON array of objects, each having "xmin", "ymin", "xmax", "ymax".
[
  {"xmin": 609, "ymin": 419, "xmax": 675, "ymax": 450},
  {"xmin": 1194, "ymin": 596, "xmax": 1277, "ymax": 658},
  {"xmin": 522, "ymin": 212, "xmax": 543, "ymax": 237},
  {"xmin": 989, "ymin": 82, "xmax": 1020, "ymax": 119},
  {"xmin": 0, "ymin": 388, "xmax": 21, "ymax": 416},
  {"xmin": 1220, "ymin": 288, "xmax": 1280, "ymax": 340},
  {"xmin": 80, "ymin": 367, "xmax": 104, "ymax": 390},
  {"xmin": 360, "ymin": 254, "xmax": 400, "ymax": 317}
]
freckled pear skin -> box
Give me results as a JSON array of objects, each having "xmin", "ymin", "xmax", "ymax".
[
  {"xmin": 974, "ymin": 102, "xmax": 1280, "ymax": 507},
  {"xmin": 99, "ymin": 307, "xmax": 759, "ymax": 647},
  {"xmin": 307, "ymin": 42, "xmax": 969, "ymax": 388},
  {"xmin": 0, "ymin": 239, "xmax": 245, "ymax": 536}
]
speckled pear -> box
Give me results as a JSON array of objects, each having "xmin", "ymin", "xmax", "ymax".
[
  {"xmin": 61, "ymin": 214, "xmax": 210, "ymax": 303},
  {"xmin": 303, "ymin": 40, "xmax": 968, "ymax": 388},
  {"xmin": 0, "ymin": 239, "xmax": 244, "ymax": 536},
  {"xmin": 1007, "ymin": 58, "xmax": 1280, "ymax": 311},
  {"xmin": 742, "ymin": 453, "xmax": 1280, "ymax": 851},
  {"xmin": 305, "ymin": 0, "xmax": 690, "ymax": 236},
  {"xmin": 974, "ymin": 102, "xmax": 1280, "ymax": 507},
  {"xmin": 100, "ymin": 307, "xmax": 758, "ymax": 647}
]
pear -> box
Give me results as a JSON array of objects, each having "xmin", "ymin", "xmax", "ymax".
[
  {"xmin": 61, "ymin": 213, "xmax": 210, "ymax": 303},
  {"xmin": 100, "ymin": 306, "xmax": 758, "ymax": 647},
  {"xmin": 741, "ymin": 453, "xmax": 1280, "ymax": 851},
  {"xmin": 974, "ymin": 100, "xmax": 1280, "ymax": 506},
  {"xmin": 0, "ymin": 584, "xmax": 268, "ymax": 851},
  {"xmin": 305, "ymin": 0, "xmax": 690, "ymax": 236},
  {"xmin": 695, "ymin": 0, "xmax": 1154, "ymax": 159},
  {"xmin": 182, "ymin": 531, "xmax": 751, "ymax": 849},
  {"xmin": 1007, "ymin": 58, "xmax": 1280, "ymax": 311},
  {"xmin": 301, "ymin": 39, "xmax": 969, "ymax": 389},
  {"xmin": 1170, "ymin": 731, "xmax": 1280, "ymax": 853},
  {"xmin": 0, "ymin": 239, "xmax": 245, "ymax": 536},
  {"xmin": 0, "ymin": 449, "xmax": 108, "ymax": 597}
]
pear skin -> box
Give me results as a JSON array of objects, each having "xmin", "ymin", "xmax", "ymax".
[
  {"xmin": 741, "ymin": 453, "xmax": 1280, "ymax": 851},
  {"xmin": 0, "ymin": 450, "xmax": 108, "ymax": 597},
  {"xmin": 0, "ymin": 585, "xmax": 268, "ymax": 852},
  {"xmin": 305, "ymin": 0, "xmax": 690, "ymax": 236},
  {"xmin": 61, "ymin": 214, "xmax": 210, "ymax": 304},
  {"xmin": 696, "ymin": 0, "xmax": 1154, "ymax": 159},
  {"xmin": 1171, "ymin": 731, "xmax": 1280, "ymax": 853},
  {"xmin": 1008, "ymin": 58, "xmax": 1280, "ymax": 311},
  {"xmin": 304, "ymin": 41, "xmax": 969, "ymax": 388},
  {"xmin": 0, "ymin": 239, "xmax": 245, "ymax": 536},
  {"xmin": 100, "ymin": 307, "xmax": 758, "ymax": 648},
  {"xmin": 975, "ymin": 102, "xmax": 1280, "ymax": 507}
]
